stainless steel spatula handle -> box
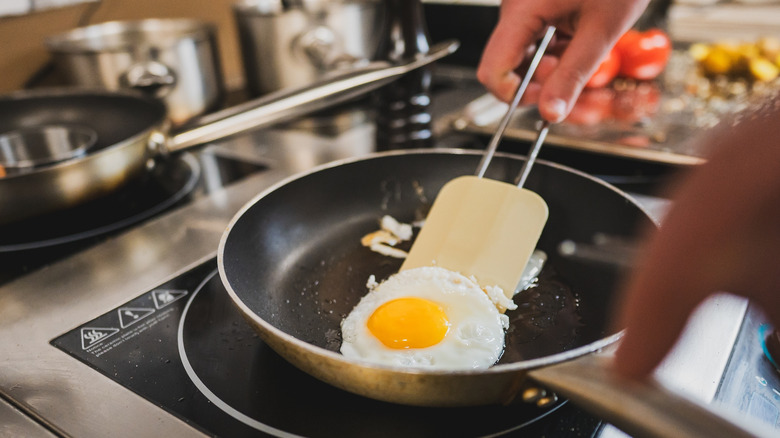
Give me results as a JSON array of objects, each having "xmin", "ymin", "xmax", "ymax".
[
  {"xmin": 515, "ymin": 120, "xmax": 550, "ymax": 188},
  {"xmin": 475, "ymin": 26, "xmax": 556, "ymax": 178}
]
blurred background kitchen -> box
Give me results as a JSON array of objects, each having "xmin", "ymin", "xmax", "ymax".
[
  {"xmin": 2, "ymin": 0, "xmax": 779, "ymax": 93},
  {"xmin": 5, "ymin": 0, "xmax": 780, "ymax": 171}
]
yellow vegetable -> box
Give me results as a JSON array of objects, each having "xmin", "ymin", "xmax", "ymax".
[
  {"xmin": 757, "ymin": 36, "xmax": 780, "ymax": 59},
  {"xmin": 737, "ymin": 43, "xmax": 761, "ymax": 59},
  {"xmin": 691, "ymin": 37, "xmax": 780, "ymax": 82},
  {"xmin": 713, "ymin": 42, "xmax": 741, "ymax": 60},
  {"xmin": 701, "ymin": 47, "xmax": 734, "ymax": 75},
  {"xmin": 735, "ymin": 43, "xmax": 761, "ymax": 73},
  {"xmin": 749, "ymin": 57, "xmax": 779, "ymax": 82},
  {"xmin": 688, "ymin": 43, "xmax": 710, "ymax": 62}
]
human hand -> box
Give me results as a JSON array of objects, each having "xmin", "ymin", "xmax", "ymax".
[
  {"xmin": 613, "ymin": 96, "xmax": 780, "ymax": 379},
  {"xmin": 477, "ymin": 0, "xmax": 650, "ymax": 122}
]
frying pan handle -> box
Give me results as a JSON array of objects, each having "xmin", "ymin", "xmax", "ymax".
[
  {"xmin": 527, "ymin": 351, "xmax": 771, "ymax": 437},
  {"xmin": 165, "ymin": 39, "xmax": 460, "ymax": 154}
]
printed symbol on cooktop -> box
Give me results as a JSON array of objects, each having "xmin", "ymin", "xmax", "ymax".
[
  {"xmin": 81, "ymin": 327, "xmax": 119, "ymax": 350},
  {"xmin": 152, "ymin": 289, "xmax": 188, "ymax": 309},
  {"xmin": 118, "ymin": 307, "xmax": 155, "ymax": 329}
]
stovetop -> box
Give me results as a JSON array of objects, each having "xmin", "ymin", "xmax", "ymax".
[
  {"xmin": 0, "ymin": 124, "xmax": 372, "ymax": 437},
  {"xmin": 48, "ymin": 257, "xmax": 604, "ymax": 437},
  {"xmin": 0, "ymin": 143, "xmax": 274, "ymax": 287},
  {"xmin": 0, "ymin": 73, "xmax": 772, "ymax": 436}
]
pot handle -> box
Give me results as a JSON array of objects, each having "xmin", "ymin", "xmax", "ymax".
[
  {"xmin": 121, "ymin": 60, "xmax": 177, "ymax": 98},
  {"xmin": 527, "ymin": 351, "xmax": 772, "ymax": 437},
  {"xmin": 166, "ymin": 39, "xmax": 459, "ymax": 154},
  {"xmin": 297, "ymin": 25, "xmax": 362, "ymax": 70}
]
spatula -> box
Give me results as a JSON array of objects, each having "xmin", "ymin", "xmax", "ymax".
[{"xmin": 401, "ymin": 27, "xmax": 556, "ymax": 297}]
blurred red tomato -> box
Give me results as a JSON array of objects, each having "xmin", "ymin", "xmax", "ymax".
[
  {"xmin": 612, "ymin": 82, "xmax": 661, "ymax": 122},
  {"xmin": 566, "ymin": 81, "xmax": 661, "ymax": 127},
  {"xmin": 617, "ymin": 135, "xmax": 651, "ymax": 147},
  {"xmin": 565, "ymin": 88, "xmax": 615, "ymax": 125},
  {"xmin": 615, "ymin": 29, "xmax": 672, "ymax": 80},
  {"xmin": 586, "ymin": 47, "xmax": 621, "ymax": 88}
]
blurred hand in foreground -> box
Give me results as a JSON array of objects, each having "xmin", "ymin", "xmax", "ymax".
[{"xmin": 613, "ymin": 96, "xmax": 780, "ymax": 378}]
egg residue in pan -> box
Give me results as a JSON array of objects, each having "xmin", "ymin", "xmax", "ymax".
[
  {"xmin": 360, "ymin": 215, "xmax": 416, "ymax": 259},
  {"xmin": 340, "ymin": 266, "xmax": 509, "ymax": 370}
]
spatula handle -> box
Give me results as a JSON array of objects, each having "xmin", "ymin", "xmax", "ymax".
[
  {"xmin": 475, "ymin": 26, "xmax": 556, "ymax": 178},
  {"xmin": 515, "ymin": 121, "xmax": 549, "ymax": 188}
]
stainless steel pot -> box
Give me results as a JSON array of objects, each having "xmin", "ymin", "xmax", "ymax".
[
  {"xmin": 233, "ymin": 0, "xmax": 382, "ymax": 96},
  {"xmin": 45, "ymin": 19, "xmax": 224, "ymax": 126}
]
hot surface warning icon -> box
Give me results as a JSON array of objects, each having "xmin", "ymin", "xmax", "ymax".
[{"xmin": 81, "ymin": 327, "xmax": 119, "ymax": 350}]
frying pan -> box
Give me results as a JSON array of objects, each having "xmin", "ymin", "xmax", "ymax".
[
  {"xmin": 219, "ymin": 150, "xmax": 761, "ymax": 437},
  {"xmin": 0, "ymin": 40, "xmax": 458, "ymax": 226}
]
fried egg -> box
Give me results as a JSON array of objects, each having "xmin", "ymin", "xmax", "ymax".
[{"xmin": 340, "ymin": 266, "xmax": 508, "ymax": 370}]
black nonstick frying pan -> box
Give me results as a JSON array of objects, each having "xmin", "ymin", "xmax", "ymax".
[{"xmin": 218, "ymin": 150, "xmax": 762, "ymax": 437}]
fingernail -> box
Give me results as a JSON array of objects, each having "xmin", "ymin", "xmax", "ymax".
[{"xmin": 545, "ymin": 98, "xmax": 567, "ymax": 123}]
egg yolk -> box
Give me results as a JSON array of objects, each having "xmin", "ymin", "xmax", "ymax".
[{"xmin": 366, "ymin": 297, "xmax": 449, "ymax": 349}]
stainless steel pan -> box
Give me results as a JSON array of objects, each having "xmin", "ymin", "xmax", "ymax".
[
  {"xmin": 0, "ymin": 40, "xmax": 457, "ymax": 226},
  {"xmin": 219, "ymin": 150, "xmax": 765, "ymax": 437}
]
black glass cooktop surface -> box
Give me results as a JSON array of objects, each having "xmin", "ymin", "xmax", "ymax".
[
  {"xmin": 52, "ymin": 258, "xmax": 604, "ymax": 437},
  {"xmin": 0, "ymin": 153, "xmax": 200, "ymax": 252},
  {"xmin": 715, "ymin": 304, "xmax": 780, "ymax": 431}
]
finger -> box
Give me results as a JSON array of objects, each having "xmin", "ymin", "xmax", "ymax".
[
  {"xmin": 477, "ymin": 12, "xmax": 546, "ymax": 102},
  {"xmin": 520, "ymin": 83, "xmax": 542, "ymax": 105},
  {"xmin": 537, "ymin": 19, "xmax": 620, "ymax": 122},
  {"xmin": 518, "ymin": 56, "xmax": 559, "ymax": 105}
]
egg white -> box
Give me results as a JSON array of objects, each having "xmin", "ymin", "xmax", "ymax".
[{"xmin": 340, "ymin": 266, "xmax": 508, "ymax": 370}]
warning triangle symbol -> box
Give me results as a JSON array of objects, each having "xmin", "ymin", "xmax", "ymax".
[
  {"xmin": 81, "ymin": 327, "xmax": 119, "ymax": 350},
  {"xmin": 152, "ymin": 289, "xmax": 188, "ymax": 309},
  {"xmin": 118, "ymin": 307, "xmax": 155, "ymax": 329}
]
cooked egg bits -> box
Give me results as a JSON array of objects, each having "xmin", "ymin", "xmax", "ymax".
[{"xmin": 340, "ymin": 266, "xmax": 508, "ymax": 370}]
